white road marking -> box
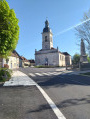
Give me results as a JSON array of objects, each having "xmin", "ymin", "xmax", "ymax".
[
  {"xmin": 53, "ymin": 72, "xmax": 62, "ymax": 75},
  {"xmin": 56, "ymin": 68, "xmax": 66, "ymax": 71},
  {"xmin": 29, "ymin": 71, "xmax": 65, "ymax": 77},
  {"xmin": 3, "ymin": 71, "xmax": 66, "ymax": 119},
  {"xmin": 44, "ymin": 72, "xmax": 54, "ymax": 76},
  {"xmin": 36, "ymin": 84, "xmax": 66, "ymax": 119},
  {"xmin": 35, "ymin": 73, "xmax": 43, "ymax": 76},
  {"xmin": 48, "ymin": 72, "xmax": 55, "ymax": 75},
  {"xmin": 42, "ymin": 72, "xmax": 48, "ymax": 75},
  {"xmin": 29, "ymin": 73, "xmax": 35, "ymax": 77}
]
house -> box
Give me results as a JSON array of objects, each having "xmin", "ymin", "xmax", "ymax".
[
  {"xmin": 19, "ymin": 56, "xmax": 30, "ymax": 67},
  {"xmin": 28, "ymin": 59, "xmax": 35, "ymax": 66},
  {"xmin": 0, "ymin": 50, "xmax": 19, "ymax": 69}
]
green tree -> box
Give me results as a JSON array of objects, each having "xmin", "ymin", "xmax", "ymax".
[
  {"xmin": 0, "ymin": 0, "xmax": 19, "ymax": 58},
  {"xmin": 72, "ymin": 54, "xmax": 80, "ymax": 65},
  {"xmin": 87, "ymin": 56, "xmax": 90, "ymax": 63}
]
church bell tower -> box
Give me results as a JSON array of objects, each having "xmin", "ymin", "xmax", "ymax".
[{"xmin": 42, "ymin": 20, "xmax": 53, "ymax": 50}]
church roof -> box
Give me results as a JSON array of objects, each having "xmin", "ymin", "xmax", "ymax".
[{"xmin": 43, "ymin": 20, "xmax": 52, "ymax": 33}]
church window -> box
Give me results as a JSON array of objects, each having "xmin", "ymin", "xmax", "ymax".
[{"xmin": 45, "ymin": 36, "xmax": 47, "ymax": 42}]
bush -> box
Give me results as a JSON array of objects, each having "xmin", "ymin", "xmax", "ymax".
[
  {"xmin": 34, "ymin": 65, "xmax": 59, "ymax": 68},
  {"xmin": 0, "ymin": 68, "xmax": 12, "ymax": 82}
]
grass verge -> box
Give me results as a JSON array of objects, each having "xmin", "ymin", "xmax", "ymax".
[{"xmin": 80, "ymin": 72, "xmax": 90, "ymax": 76}]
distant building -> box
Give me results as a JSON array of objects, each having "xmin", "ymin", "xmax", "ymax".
[
  {"xmin": 19, "ymin": 56, "xmax": 30, "ymax": 67},
  {"xmin": 28, "ymin": 59, "xmax": 35, "ymax": 66},
  {"xmin": 35, "ymin": 20, "xmax": 72, "ymax": 66}
]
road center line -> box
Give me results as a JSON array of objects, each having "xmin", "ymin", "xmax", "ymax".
[{"xmin": 36, "ymin": 84, "xmax": 66, "ymax": 119}]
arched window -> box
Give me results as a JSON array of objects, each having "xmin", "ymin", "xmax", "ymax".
[{"xmin": 45, "ymin": 36, "xmax": 47, "ymax": 42}]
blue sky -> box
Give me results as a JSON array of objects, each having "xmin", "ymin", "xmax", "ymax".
[{"xmin": 6, "ymin": 0, "xmax": 90, "ymax": 59}]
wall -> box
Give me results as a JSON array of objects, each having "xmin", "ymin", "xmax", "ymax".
[
  {"xmin": 42, "ymin": 32, "xmax": 53, "ymax": 50},
  {"xmin": 59, "ymin": 53, "xmax": 66, "ymax": 66},
  {"xmin": 65, "ymin": 55, "xmax": 72, "ymax": 65},
  {"xmin": 5, "ymin": 56, "xmax": 19, "ymax": 69},
  {"xmin": 35, "ymin": 52, "xmax": 59, "ymax": 66}
]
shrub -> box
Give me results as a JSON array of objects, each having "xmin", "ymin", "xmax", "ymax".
[
  {"xmin": 0, "ymin": 68, "xmax": 12, "ymax": 82},
  {"xmin": 34, "ymin": 65, "xmax": 58, "ymax": 68}
]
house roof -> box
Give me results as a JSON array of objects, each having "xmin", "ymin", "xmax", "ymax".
[
  {"xmin": 28, "ymin": 60, "xmax": 35, "ymax": 63},
  {"xmin": 62, "ymin": 52, "xmax": 70, "ymax": 56},
  {"xmin": 20, "ymin": 56, "xmax": 29, "ymax": 62},
  {"xmin": 11, "ymin": 50, "xmax": 20, "ymax": 58}
]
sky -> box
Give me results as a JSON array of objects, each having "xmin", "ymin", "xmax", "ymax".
[{"xmin": 6, "ymin": 0, "xmax": 90, "ymax": 59}]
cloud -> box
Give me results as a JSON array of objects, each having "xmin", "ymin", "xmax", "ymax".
[{"xmin": 54, "ymin": 18, "xmax": 90, "ymax": 37}]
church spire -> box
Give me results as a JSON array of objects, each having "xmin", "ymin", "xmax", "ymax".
[
  {"xmin": 43, "ymin": 20, "xmax": 51, "ymax": 33},
  {"xmin": 45, "ymin": 20, "xmax": 49, "ymax": 27}
]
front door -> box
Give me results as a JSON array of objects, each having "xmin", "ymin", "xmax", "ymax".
[{"xmin": 45, "ymin": 58, "xmax": 48, "ymax": 65}]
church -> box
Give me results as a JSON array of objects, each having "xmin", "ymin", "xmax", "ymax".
[{"xmin": 35, "ymin": 20, "xmax": 72, "ymax": 66}]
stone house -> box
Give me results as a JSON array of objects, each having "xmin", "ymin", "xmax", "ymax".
[
  {"xmin": 28, "ymin": 59, "xmax": 35, "ymax": 66},
  {"xmin": 19, "ymin": 56, "xmax": 30, "ymax": 67}
]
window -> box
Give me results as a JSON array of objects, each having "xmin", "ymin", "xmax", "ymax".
[
  {"xmin": 45, "ymin": 36, "xmax": 47, "ymax": 42},
  {"xmin": 6, "ymin": 59, "xmax": 9, "ymax": 64}
]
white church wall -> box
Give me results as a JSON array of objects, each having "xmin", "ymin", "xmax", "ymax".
[
  {"xmin": 59, "ymin": 53, "xmax": 66, "ymax": 66},
  {"xmin": 42, "ymin": 32, "xmax": 53, "ymax": 50},
  {"xmin": 35, "ymin": 52, "xmax": 59, "ymax": 66}
]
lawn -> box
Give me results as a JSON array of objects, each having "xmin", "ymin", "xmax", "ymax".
[{"xmin": 80, "ymin": 72, "xmax": 90, "ymax": 76}]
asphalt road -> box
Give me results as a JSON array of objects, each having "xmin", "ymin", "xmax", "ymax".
[
  {"xmin": 0, "ymin": 86, "xmax": 57, "ymax": 119},
  {"xmin": 19, "ymin": 67, "xmax": 90, "ymax": 119}
]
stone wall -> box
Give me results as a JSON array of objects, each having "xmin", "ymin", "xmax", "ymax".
[
  {"xmin": 35, "ymin": 52, "xmax": 59, "ymax": 66},
  {"xmin": 80, "ymin": 63, "xmax": 90, "ymax": 70}
]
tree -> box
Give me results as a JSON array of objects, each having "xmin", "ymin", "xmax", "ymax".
[
  {"xmin": 87, "ymin": 56, "xmax": 90, "ymax": 63},
  {"xmin": 75, "ymin": 9, "xmax": 90, "ymax": 56},
  {"xmin": 72, "ymin": 54, "xmax": 80, "ymax": 65},
  {"xmin": 0, "ymin": 0, "xmax": 19, "ymax": 58}
]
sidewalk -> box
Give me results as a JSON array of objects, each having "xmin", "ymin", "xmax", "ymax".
[
  {"xmin": 63, "ymin": 69, "xmax": 90, "ymax": 75},
  {"xmin": 3, "ymin": 71, "xmax": 36, "ymax": 86}
]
